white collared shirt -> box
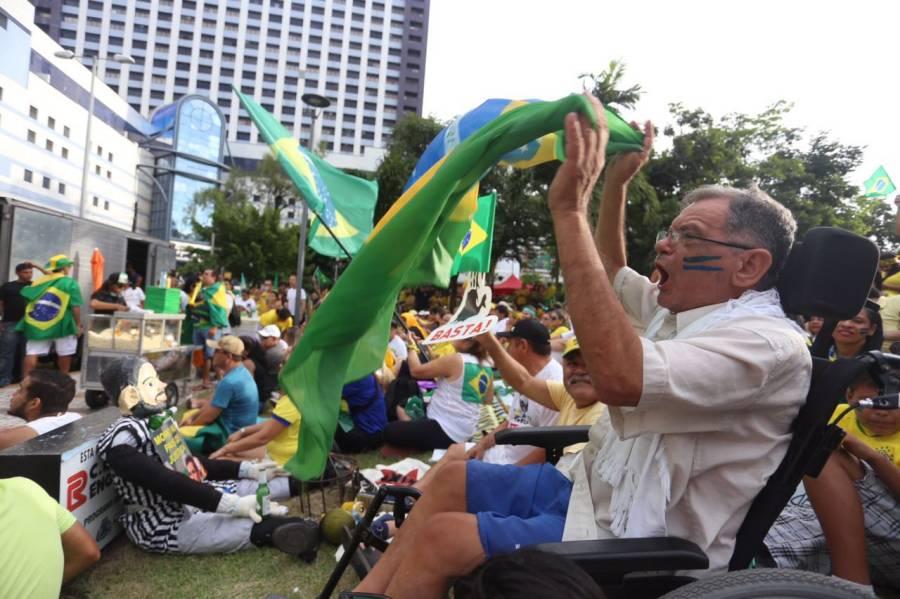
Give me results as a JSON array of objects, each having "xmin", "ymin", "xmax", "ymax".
[{"xmin": 559, "ymin": 267, "xmax": 811, "ymax": 575}]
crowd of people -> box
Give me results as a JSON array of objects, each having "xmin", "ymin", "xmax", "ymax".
[{"xmin": 1, "ymin": 95, "xmax": 899, "ymax": 598}]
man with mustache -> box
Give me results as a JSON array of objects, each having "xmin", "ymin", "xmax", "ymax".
[{"xmin": 355, "ymin": 96, "xmax": 811, "ymax": 598}]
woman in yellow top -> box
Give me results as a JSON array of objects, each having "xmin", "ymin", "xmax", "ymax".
[
  {"xmin": 259, "ymin": 307, "xmax": 294, "ymax": 333},
  {"xmin": 210, "ymin": 395, "xmax": 301, "ymax": 466}
]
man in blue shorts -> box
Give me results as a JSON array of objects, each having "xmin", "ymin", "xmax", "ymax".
[{"xmin": 354, "ymin": 96, "xmax": 812, "ymax": 598}]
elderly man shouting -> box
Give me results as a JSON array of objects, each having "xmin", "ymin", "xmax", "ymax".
[{"xmin": 354, "ymin": 96, "xmax": 811, "ymax": 598}]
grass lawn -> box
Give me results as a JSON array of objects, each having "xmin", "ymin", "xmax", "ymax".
[{"xmin": 63, "ymin": 450, "xmax": 431, "ymax": 599}]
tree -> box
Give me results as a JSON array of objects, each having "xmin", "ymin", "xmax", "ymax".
[{"xmin": 581, "ymin": 60, "xmax": 644, "ymax": 112}]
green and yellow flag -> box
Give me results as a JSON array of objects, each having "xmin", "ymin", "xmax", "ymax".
[
  {"xmin": 277, "ymin": 94, "xmax": 641, "ymax": 480},
  {"xmin": 451, "ymin": 192, "xmax": 496, "ymax": 275},
  {"xmin": 189, "ymin": 281, "xmax": 229, "ymax": 329},
  {"xmin": 234, "ymin": 88, "xmax": 378, "ymax": 258},
  {"xmin": 17, "ymin": 273, "xmax": 83, "ymax": 340},
  {"xmin": 864, "ymin": 166, "xmax": 896, "ymax": 198}
]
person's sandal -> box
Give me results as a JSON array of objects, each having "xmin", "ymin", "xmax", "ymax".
[{"xmin": 272, "ymin": 520, "xmax": 321, "ymax": 563}]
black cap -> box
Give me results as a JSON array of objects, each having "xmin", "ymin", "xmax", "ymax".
[
  {"xmin": 497, "ymin": 319, "xmax": 550, "ymax": 348},
  {"xmin": 15, "ymin": 262, "xmax": 31, "ymax": 272}
]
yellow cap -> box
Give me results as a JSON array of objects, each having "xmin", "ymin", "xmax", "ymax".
[
  {"xmin": 45, "ymin": 254, "xmax": 74, "ymax": 270},
  {"xmin": 562, "ymin": 337, "xmax": 581, "ymax": 358}
]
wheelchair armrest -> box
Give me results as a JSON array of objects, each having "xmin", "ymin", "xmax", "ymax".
[
  {"xmin": 494, "ymin": 425, "xmax": 590, "ymax": 448},
  {"xmin": 530, "ymin": 537, "xmax": 709, "ymax": 584}
]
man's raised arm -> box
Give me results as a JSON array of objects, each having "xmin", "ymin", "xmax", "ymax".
[{"xmin": 593, "ymin": 121, "xmax": 653, "ymax": 284}]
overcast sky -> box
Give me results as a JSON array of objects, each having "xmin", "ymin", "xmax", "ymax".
[{"xmin": 421, "ymin": 0, "xmax": 898, "ymax": 198}]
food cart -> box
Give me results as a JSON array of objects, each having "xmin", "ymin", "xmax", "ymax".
[{"xmin": 81, "ymin": 312, "xmax": 194, "ymax": 409}]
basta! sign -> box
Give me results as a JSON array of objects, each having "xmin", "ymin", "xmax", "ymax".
[{"xmin": 424, "ymin": 315, "xmax": 498, "ymax": 344}]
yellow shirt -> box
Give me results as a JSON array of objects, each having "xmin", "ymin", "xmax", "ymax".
[
  {"xmin": 546, "ymin": 380, "xmax": 605, "ymax": 453},
  {"xmin": 880, "ymin": 295, "xmax": 900, "ymax": 352},
  {"xmin": 0, "ymin": 477, "xmax": 77, "ymax": 599},
  {"xmin": 429, "ymin": 342, "xmax": 457, "ymax": 358},
  {"xmin": 259, "ymin": 309, "xmax": 294, "ymax": 333},
  {"xmin": 267, "ymin": 396, "xmax": 302, "ymax": 466},
  {"xmin": 831, "ymin": 405, "xmax": 900, "ymax": 466},
  {"xmin": 882, "ymin": 270, "xmax": 900, "ymax": 297}
]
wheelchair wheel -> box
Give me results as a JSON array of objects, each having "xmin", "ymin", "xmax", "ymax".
[
  {"xmin": 659, "ymin": 569, "xmax": 872, "ymax": 598},
  {"xmin": 84, "ymin": 389, "xmax": 109, "ymax": 409}
]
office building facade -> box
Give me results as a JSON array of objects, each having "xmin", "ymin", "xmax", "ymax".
[{"xmin": 33, "ymin": 0, "xmax": 431, "ymax": 172}]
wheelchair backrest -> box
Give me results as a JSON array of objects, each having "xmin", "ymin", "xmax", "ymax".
[{"xmin": 728, "ymin": 227, "xmax": 879, "ymax": 570}]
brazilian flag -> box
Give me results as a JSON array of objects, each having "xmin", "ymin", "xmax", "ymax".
[
  {"xmin": 274, "ymin": 95, "xmax": 645, "ymax": 480},
  {"xmin": 451, "ymin": 193, "xmax": 496, "ymax": 275},
  {"xmin": 17, "ymin": 273, "xmax": 83, "ymax": 340},
  {"xmin": 189, "ymin": 281, "xmax": 229, "ymax": 329},
  {"xmin": 864, "ymin": 166, "xmax": 896, "ymax": 198},
  {"xmin": 234, "ymin": 88, "xmax": 378, "ymax": 258},
  {"xmin": 461, "ymin": 362, "xmax": 493, "ymax": 405}
]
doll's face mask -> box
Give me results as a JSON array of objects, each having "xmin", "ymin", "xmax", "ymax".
[{"xmin": 110, "ymin": 360, "xmax": 167, "ymax": 418}]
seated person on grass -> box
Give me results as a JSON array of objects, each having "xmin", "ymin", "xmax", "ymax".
[
  {"xmin": 354, "ymin": 97, "xmax": 811, "ymax": 598},
  {"xmin": 181, "ymin": 336, "xmax": 259, "ymax": 454},
  {"xmin": 97, "ymin": 356, "xmax": 317, "ymax": 558},
  {"xmin": 0, "ymin": 477, "xmax": 100, "ymax": 598},
  {"xmin": 334, "ymin": 373, "xmax": 388, "ymax": 453},
  {"xmin": 0, "ymin": 370, "xmax": 81, "ymax": 450},
  {"xmin": 240, "ymin": 324, "xmax": 285, "ymax": 407},
  {"xmin": 764, "ymin": 370, "xmax": 900, "ymax": 593},
  {"xmin": 209, "ymin": 394, "xmax": 302, "ymax": 466}
]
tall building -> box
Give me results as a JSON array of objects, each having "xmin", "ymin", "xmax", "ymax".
[{"xmin": 32, "ymin": 0, "xmax": 431, "ymax": 172}]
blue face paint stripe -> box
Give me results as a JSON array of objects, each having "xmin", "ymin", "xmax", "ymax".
[
  {"xmin": 683, "ymin": 255, "xmax": 723, "ymax": 263},
  {"xmin": 683, "ymin": 264, "xmax": 724, "ymax": 271}
]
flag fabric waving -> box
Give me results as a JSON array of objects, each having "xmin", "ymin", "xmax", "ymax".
[
  {"xmin": 17, "ymin": 273, "xmax": 83, "ymax": 340},
  {"xmin": 234, "ymin": 88, "xmax": 378, "ymax": 257},
  {"xmin": 279, "ymin": 94, "xmax": 639, "ymax": 480},
  {"xmin": 451, "ymin": 192, "xmax": 496, "ymax": 275},
  {"xmin": 864, "ymin": 166, "xmax": 896, "ymax": 198}
]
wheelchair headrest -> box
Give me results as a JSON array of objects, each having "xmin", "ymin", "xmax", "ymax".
[{"xmin": 777, "ymin": 227, "xmax": 878, "ymax": 319}]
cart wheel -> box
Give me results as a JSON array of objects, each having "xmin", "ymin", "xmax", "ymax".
[
  {"xmin": 85, "ymin": 389, "xmax": 110, "ymax": 409},
  {"xmin": 165, "ymin": 382, "xmax": 179, "ymax": 409}
]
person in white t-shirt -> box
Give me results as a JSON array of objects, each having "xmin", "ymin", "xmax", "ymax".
[
  {"xmin": 387, "ymin": 320, "xmax": 409, "ymax": 370},
  {"xmin": 0, "ymin": 370, "xmax": 81, "ymax": 450},
  {"xmin": 235, "ymin": 288, "xmax": 257, "ymax": 318},
  {"xmin": 123, "ymin": 276, "xmax": 146, "ymax": 310},
  {"xmin": 285, "ymin": 274, "xmax": 307, "ymax": 320},
  {"xmin": 492, "ymin": 302, "xmax": 511, "ymax": 334}
]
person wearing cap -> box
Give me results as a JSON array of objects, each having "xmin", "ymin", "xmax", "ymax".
[
  {"xmin": 90, "ymin": 272, "xmax": 130, "ymax": 315},
  {"xmin": 239, "ymin": 325, "xmax": 286, "ymax": 409},
  {"xmin": 181, "ymin": 335, "xmax": 259, "ymax": 454},
  {"xmin": 0, "ymin": 262, "xmax": 46, "ymax": 386},
  {"xmin": 18, "ymin": 255, "xmax": 83, "ymax": 378}
]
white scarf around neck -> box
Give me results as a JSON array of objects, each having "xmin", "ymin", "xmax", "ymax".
[{"xmin": 595, "ymin": 287, "xmax": 788, "ymax": 538}]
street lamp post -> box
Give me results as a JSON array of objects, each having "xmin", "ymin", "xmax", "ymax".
[
  {"xmin": 53, "ymin": 51, "xmax": 136, "ymax": 220},
  {"xmin": 294, "ymin": 93, "xmax": 331, "ymax": 319}
]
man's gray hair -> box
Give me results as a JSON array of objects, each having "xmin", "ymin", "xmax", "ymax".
[{"xmin": 682, "ymin": 185, "xmax": 797, "ymax": 290}]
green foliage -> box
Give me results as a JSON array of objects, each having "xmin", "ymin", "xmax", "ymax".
[{"xmin": 581, "ymin": 60, "xmax": 644, "ymax": 112}]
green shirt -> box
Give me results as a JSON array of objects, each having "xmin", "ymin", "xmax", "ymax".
[{"xmin": 0, "ymin": 477, "xmax": 77, "ymax": 598}]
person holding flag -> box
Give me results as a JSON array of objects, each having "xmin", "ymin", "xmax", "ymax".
[
  {"xmin": 189, "ymin": 268, "xmax": 230, "ymax": 389},
  {"xmin": 18, "ymin": 255, "xmax": 83, "ymax": 378}
]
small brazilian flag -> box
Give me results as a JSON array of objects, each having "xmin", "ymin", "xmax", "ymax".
[
  {"xmin": 864, "ymin": 166, "xmax": 896, "ymax": 198},
  {"xmin": 461, "ymin": 362, "xmax": 493, "ymax": 405},
  {"xmin": 451, "ymin": 192, "xmax": 496, "ymax": 275}
]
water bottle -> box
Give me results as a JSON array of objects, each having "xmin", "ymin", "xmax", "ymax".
[{"xmin": 256, "ymin": 470, "xmax": 271, "ymax": 517}]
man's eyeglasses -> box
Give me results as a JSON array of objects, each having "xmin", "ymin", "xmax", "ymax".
[{"xmin": 656, "ymin": 228, "xmax": 755, "ymax": 251}]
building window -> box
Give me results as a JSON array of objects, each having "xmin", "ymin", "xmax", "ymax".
[
  {"xmin": 27, "ymin": 130, "xmax": 36, "ymax": 143},
  {"xmin": 106, "ymin": 170, "xmax": 112, "ymax": 179},
  {"xmin": 63, "ymin": 125, "xmax": 70, "ymax": 138},
  {"xmin": 47, "ymin": 116, "xmax": 55, "ymax": 130},
  {"xmin": 45, "ymin": 139, "xmax": 54, "ymax": 151},
  {"xmin": 24, "ymin": 169, "xmax": 33, "ymax": 183},
  {"xmin": 104, "ymin": 200, "xmax": 110, "ymax": 210},
  {"xmin": 62, "ymin": 147, "xmax": 69, "ymax": 159},
  {"xmin": 93, "ymin": 196, "xmax": 99, "ymax": 207},
  {"xmin": 42, "ymin": 176, "xmax": 51, "ymax": 189},
  {"xmin": 58, "ymin": 182, "xmax": 66, "ymax": 194},
  {"xmin": 29, "ymin": 106, "xmax": 38, "ymax": 119},
  {"xmin": 95, "ymin": 165, "xmax": 101, "ymax": 175},
  {"xmin": 108, "ymin": 152, "xmax": 113, "ymax": 162},
  {"xmin": 97, "ymin": 145, "xmax": 103, "ymax": 156}
]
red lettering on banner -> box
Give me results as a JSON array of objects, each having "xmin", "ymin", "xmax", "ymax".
[{"xmin": 67, "ymin": 470, "xmax": 88, "ymax": 511}]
